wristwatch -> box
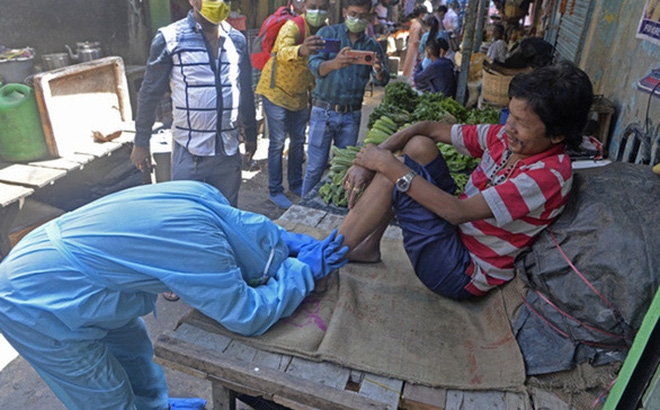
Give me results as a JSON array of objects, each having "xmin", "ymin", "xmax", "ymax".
[{"xmin": 395, "ymin": 170, "xmax": 416, "ymax": 192}]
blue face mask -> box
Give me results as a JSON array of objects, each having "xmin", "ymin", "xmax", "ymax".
[{"xmin": 345, "ymin": 15, "xmax": 368, "ymax": 33}]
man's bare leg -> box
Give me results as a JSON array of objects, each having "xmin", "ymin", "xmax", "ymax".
[{"xmin": 338, "ymin": 172, "xmax": 396, "ymax": 262}]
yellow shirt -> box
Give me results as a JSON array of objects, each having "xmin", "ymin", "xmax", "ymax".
[{"xmin": 255, "ymin": 19, "xmax": 315, "ymax": 111}]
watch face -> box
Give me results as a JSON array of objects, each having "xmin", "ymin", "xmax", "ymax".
[
  {"xmin": 396, "ymin": 175, "xmax": 411, "ymax": 192},
  {"xmin": 396, "ymin": 171, "xmax": 415, "ymax": 192}
]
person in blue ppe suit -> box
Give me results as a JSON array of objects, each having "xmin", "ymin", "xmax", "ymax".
[{"xmin": 0, "ymin": 180, "xmax": 348, "ymax": 410}]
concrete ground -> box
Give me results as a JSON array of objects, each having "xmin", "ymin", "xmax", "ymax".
[{"xmin": 0, "ymin": 85, "xmax": 385, "ymax": 409}]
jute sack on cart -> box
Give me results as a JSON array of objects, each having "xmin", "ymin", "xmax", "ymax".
[
  {"xmin": 182, "ymin": 219, "xmax": 526, "ymax": 390},
  {"xmin": 514, "ymin": 161, "xmax": 660, "ymax": 375}
]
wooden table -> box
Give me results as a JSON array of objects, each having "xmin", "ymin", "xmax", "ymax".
[
  {"xmin": 0, "ymin": 129, "xmax": 135, "ymax": 259},
  {"xmin": 154, "ymin": 206, "xmax": 538, "ymax": 410}
]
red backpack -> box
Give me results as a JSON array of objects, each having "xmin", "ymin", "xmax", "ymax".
[{"xmin": 251, "ymin": 7, "xmax": 306, "ymax": 70}]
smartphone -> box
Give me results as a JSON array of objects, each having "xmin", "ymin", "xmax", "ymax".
[
  {"xmin": 346, "ymin": 50, "xmax": 376, "ymax": 66},
  {"xmin": 321, "ymin": 38, "xmax": 341, "ymax": 53}
]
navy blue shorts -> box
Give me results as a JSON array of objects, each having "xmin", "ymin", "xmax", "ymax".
[{"xmin": 392, "ymin": 154, "xmax": 474, "ymax": 301}]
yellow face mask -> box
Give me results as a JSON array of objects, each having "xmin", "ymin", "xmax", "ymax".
[{"xmin": 198, "ymin": 0, "xmax": 230, "ymax": 25}]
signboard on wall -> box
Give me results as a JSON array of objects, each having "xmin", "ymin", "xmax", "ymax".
[{"xmin": 637, "ymin": 0, "xmax": 660, "ymax": 45}]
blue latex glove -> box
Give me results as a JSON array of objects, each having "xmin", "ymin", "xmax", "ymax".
[
  {"xmin": 297, "ymin": 229, "xmax": 349, "ymax": 280},
  {"xmin": 168, "ymin": 397, "xmax": 207, "ymax": 409},
  {"xmin": 279, "ymin": 229, "xmax": 318, "ymax": 256}
]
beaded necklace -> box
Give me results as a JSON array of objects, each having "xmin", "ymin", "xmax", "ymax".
[{"xmin": 486, "ymin": 150, "xmax": 520, "ymax": 187}]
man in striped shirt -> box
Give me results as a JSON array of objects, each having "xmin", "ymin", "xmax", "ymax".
[{"xmin": 337, "ymin": 61, "xmax": 593, "ymax": 300}]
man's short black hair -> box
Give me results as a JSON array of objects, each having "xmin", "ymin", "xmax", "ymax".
[
  {"xmin": 344, "ymin": 0, "xmax": 372, "ymax": 8},
  {"xmin": 508, "ymin": 61, "xmax": 594, "ymax": 150},
  {"xmin": 426, "ymin": 37, "xmax": 449, "ymax": 57},
  {"xmin": 436, "ymin": 5, "xmax": 448, "ymax": 13},
  {"xmin": 410, "ymin": 5, "xmax": 428, "ymax": 18}
]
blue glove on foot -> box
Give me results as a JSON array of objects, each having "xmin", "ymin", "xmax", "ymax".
[{"xmin": 297, "ymin": 229, "xmax": 349, "ymax": 280}]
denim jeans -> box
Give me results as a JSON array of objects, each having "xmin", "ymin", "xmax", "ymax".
[
  {"xmin": 262, "ymin": 97, "xmax": 308, "ymax": 195},
  {"xmin": 301, "ymin": 106, "xmax": 361, "ymax": 196}
]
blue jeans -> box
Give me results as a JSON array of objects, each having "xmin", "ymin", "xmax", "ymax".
[
  {"xmin": 301, "ymin": 106, "xmax": 361, "ymax": 196},
  {"xmin": 262, "ymin": 97, "xmax": 308, "ymax": 195}
]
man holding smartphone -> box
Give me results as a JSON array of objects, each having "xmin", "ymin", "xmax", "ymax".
[
  {"xmin": 301, "ymin": 0, "xmax": 390, "ymax": 196},
  {"xmin": 256, "ymin": 0, "xmax": 331, "ymax": 209}
]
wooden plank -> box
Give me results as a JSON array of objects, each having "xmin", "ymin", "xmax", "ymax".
[
  {"xmin": 528, "ymin": 387, "xmax": 572, "ymax": 410},
  {"xmin": 28, "ymin": 157, "xmax": 84, "ymax": 171},
  {"xmin": 279, "ymin": 205, "xmax": 327, "ymax": 227},
  {"xmin": 211, "ymin": 381, "xmax": 237, "ymax": 410},
  {"xmin": 316, "ymin": 213, "xmax": 345, "ymax": 232},
  {"xmin": 401, "ymin": 384, "xmax": 446, "ymax": 410},
  {"xmin": 171, "ymin": 323, "xmax": 232, "ymax": 352},
  {"xmin": 62, "ymin": 153, "xmax": 96, "ymax": 165},
  {"xmin": 32, "ymin": 57, "xmax": 132, "ymax": 157},
  {"xmin": 446, "ymin": 390, "xmax": 508, "ymax": 410},
  {"xmin": 74, "ymin": 141, "xmax": 124, "ymax": 157},
  {"xmin": 224, "ymin": 339, "xmax": 260, "ymax": 363},
  {"xmin": 154, "ymin": 334, "xmax": 390, "ymax": 410},
  {"xmin": 272, "ymin": 396, "xmax": 318, "ymax": 410},
  {"xmin": 0, "ymin": 164, "xmax": 67, "ymax": 188},
  {"xmin": 286, "ymin": 357, "xmax": 351, "ymax": 390},
  {"xmin": 0, "ymin": 182, "xmax": 33, "ymax": 207},
  {"xmin": 505, "ymin": 391, "xmax": 530, "ymax": 410},
  {"xmin": 253, "ymin": 349, "xmax": 292, "ymax": 371},
  {"xmin": 359, "ymin": 373, "xmax": 403, "ymax": 410}
]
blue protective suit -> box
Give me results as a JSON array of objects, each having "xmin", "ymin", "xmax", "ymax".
[{"xmin": 0, "ymin": 181, "xmax": 318, "ymax": 410}]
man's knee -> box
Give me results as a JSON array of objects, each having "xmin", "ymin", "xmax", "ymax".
[{"xmin": 403, "ymin": 136, "xmax": 439, "ymax": 165}]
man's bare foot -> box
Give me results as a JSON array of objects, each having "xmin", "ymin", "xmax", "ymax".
[{"xmin": 347, "ymin": 241, "xmax": 381, "ymax": 263}]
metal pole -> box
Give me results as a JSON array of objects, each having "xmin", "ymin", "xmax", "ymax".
[
  {"xmin": 456, "ymin": 0, "xmax": 479, "ymax": 105},
  {"xmin": 473, "ymin": 0, "xmax": 489, "ymax": 53}
]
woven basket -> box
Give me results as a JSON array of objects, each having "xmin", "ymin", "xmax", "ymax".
[
  {"xmin": 482, "ymin": 68, "xmax": 513, "ymax": 107},
  {"xmin": 455, "ymin": 52, "xmax": 487, "ymax": 83}
]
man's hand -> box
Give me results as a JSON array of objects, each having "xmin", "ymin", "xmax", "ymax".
[
  {"xmin": 319, "ymin": 47, "xmax": 355, "ymax": 76},
  {"xmin": 299, "ymin": 35, "xmax": 324, "ymax": 57},
  {"xmin": 332, "ymin": 47, "xmax": 357, "ymax": 69},
  {"xmin": 353, "ymin": 143, "xmax": 398, "ymax": 174},
  {"xmin": 372, "ymin": 55, "xmax": 385, "ymax": 79},
  {"xmin": 130, "ymin": 145, "xmax": 152, "ymax": 172},
  {"xmin": 243, "ymin": 140, "xmax": 257, "ymax": 162},
  {"xmin": 342, "ymin": 164, "xmax": 375, "ymax": 209}
]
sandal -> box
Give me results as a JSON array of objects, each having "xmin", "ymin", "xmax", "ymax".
[{"xmin": 162, "ymin": 291, "xmax": 180, "ymax": 302}]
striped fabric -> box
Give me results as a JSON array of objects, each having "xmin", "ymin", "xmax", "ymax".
[
  {"xmin": 451, "ymin": 124, "xmax": 573, "ymax": 295},
  {"xmin": 161, "ymin": 17, "xmax": 246, "ymax": 156}
]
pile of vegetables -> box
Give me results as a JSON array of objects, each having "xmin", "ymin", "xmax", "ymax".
[
  {"xmin": 320, "ymin": 81, "xmax": 502, "ymax": 208},
  {"xmin": 318, "ymin": 146, "xmax": 359, "ymax": 207}
]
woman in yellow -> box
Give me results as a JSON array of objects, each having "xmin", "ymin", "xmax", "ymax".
[{"xmin": 256, "ymin": 0, "xmax": 330, "ymax": 209}]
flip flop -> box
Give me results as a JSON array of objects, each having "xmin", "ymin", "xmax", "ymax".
[{"xmin": 162, "ymin": 291, "xmax": 180, "ymax": 302}]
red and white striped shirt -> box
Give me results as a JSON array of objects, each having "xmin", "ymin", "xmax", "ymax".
[{"xmin": 451, "ymin": 124, "xmax": 573, "ymax": 295}]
